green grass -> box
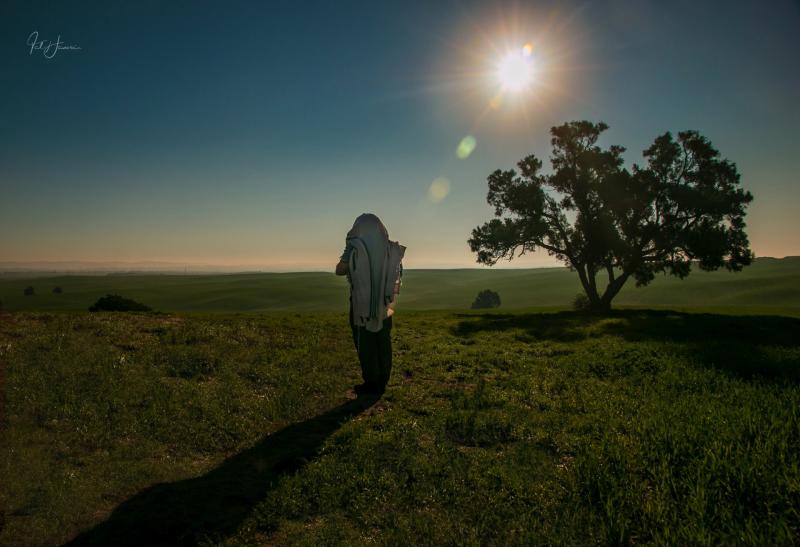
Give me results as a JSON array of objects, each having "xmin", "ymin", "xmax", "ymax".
[
  {"xmin": 1, "ymin": 308, "xmax": 799, "ymax": 545},
  {"xmin": 1, "ymin": 256, "xmax": 798, "ymax": 313}
]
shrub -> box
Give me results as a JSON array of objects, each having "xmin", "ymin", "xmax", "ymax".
[
  {"xmin": 23, "ymin": 286, "xmax": 35, "ymax": 296},
  {"xmin": 572, "ymin": 293, "xmax": 591, "ymax": 311},
  {"xmin": 53, "ymin": 286, "xmax": 63, "ymax": 294},
  {"xmin": 471, "ymin": 289, "xmax": 501, "ymax": 309},
  {"xmin": 88, "ymin": 294, "xmax": 152, "ymax": 312}
]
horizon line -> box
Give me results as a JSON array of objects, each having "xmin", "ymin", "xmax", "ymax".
[{"xmin": 1, "ymin": 255, "xmax": 797, "ymax": 276}]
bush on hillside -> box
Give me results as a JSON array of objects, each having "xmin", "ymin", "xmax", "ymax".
[
  {"xmin": 89, "ymin": 294, "xmax": 152, "ymax": 312},
  {"xmin": 572, "ymin": 293, "xmax": 591, "ymax": 312},
  {"xmin": 471, "ymin": 289, "xmax": 501, "ymax": 309},
  {"xmin": 53, "ymin": 286, "xmax": 63, "ymax": 294},
  {"xmin": 23, "ymin": 286, "xmax": 34, "ymax": 296}
]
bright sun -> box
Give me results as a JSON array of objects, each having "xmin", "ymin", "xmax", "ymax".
[{"xmin": 497, "ymin": 44, "xmax": 535, "ymax": 92}]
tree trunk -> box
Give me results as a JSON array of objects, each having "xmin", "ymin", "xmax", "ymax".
[
  {"xmin": 599, "ymin": 271, "xmax": 632, "ymax": 311},
  {"xmin": 589, "ymin": 300, "xmax": 611, "ymax": 313},
  {"xmin": 574, "ymin": 262, "xmax": 601, "ymax": 309}
]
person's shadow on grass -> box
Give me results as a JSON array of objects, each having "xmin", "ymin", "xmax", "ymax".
[{"xmin": 64, "ymin": 392, "xmax": 380, "ymax": 547}]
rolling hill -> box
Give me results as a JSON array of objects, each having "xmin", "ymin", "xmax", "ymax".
[{"xmin": 0, "ymin": 257, "xmax": 798, "ymax": 313}]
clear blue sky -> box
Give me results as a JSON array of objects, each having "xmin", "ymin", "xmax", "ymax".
[{"xmin": 1, "ymin": 0, "xmax": 798, "ymax": 270}]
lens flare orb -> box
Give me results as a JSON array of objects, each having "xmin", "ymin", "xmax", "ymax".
[
  {"xmin": 456, "ymin": 135, "xmax": 477, "ymax": 159},
  {"xmin": 427, "ymin": 177, "xmax": 451, "ymax": 203}
]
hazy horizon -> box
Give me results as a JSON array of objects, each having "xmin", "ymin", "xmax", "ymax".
[
  {"xmin": 1, "ymin": 254, "xmax": 797, "ymax": 275},
  {"xmin": 0, "ymin": 258, "xmax": 567, "ymax": 273}
]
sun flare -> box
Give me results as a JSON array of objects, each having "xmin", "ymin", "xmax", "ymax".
[
  {"xmin": 431, "ymin": 8, "xmax": 582, "ymax": 126},
  {"xmin": 497, "ymin": 45, "xmax": 536, "ymax": 92}
]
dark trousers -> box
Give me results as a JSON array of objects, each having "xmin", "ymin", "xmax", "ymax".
[{"xmin": 349, "ymin": 304, "xmax": 393, "ymax": 389}]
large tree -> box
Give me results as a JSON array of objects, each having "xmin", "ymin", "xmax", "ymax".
[{"xmin": 468, "ymin": 121, "xmax": 754, "ymax": 311}]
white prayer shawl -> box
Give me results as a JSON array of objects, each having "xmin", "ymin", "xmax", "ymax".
[{"xmin": 346, "ymin": 214, "xmax": 405, "ymax": 332}]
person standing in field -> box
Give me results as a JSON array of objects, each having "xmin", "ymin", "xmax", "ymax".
[{"xmin": 335, "ymin": 213, "xmax": 405, "ymax": 395}]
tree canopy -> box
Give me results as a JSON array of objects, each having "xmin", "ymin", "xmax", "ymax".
[{"xmin": 469, "ymin": 121, "xmax": 753, "ymax": 311}]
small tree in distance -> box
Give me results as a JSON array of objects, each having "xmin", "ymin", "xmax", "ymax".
[
  {"xmin": 471, "ymin": 289, "xmax": 501, "ymax": 309},
  {"xmin": 469, "ymin": 121, "xmax": 754, "ymax": 312},
  {"xmin": 53, "ymin": 286, "xmax": 63, "ymax": 294},
  {"xmin": 23, "ymin": 286, "xmax": 34, "ymax": 296}
]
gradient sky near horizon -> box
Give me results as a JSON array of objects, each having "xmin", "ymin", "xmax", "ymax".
[{"xmin": 1, "ymin": 0, "xmax": 798, "ymax": 270}]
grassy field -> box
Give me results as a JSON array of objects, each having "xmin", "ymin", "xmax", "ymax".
[
  {"xmin": 1, "ymin": 307, "xmax": 799, "ymax": 545},
  {"xmin": 1, "ymin": 256, "xmax": 799, "ymax": 313}
]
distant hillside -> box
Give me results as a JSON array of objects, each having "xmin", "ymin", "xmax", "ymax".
[{"xmin": 1, "ymin": 257, "xmax": 798, "ymax": 313}]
